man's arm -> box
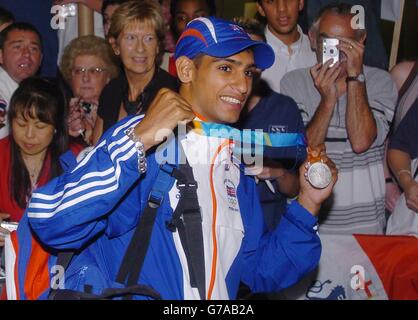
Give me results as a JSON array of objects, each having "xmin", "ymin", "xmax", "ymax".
[
  {"xmin": 388, "ymin": 100, "xmax": 418, "ymax": 211},
  {"xmin": 28, "ymin": 89, "xmax": 194, "ymax": 250},
  {"xmin": 241, "ymin": 199, "xmax": 322, "ymax": 293},
  {"xmin": 345, "ymin": 81, "xmax": 377, "ymax": 153},
  {"xmin": 388, "ymin": 148, "xmax": 413, "ymax": 191},
  {"xmin": 241, "ymin": 147, "xmax": 338, "ymax": 293},
  {"xmin": 338, "ymin": 36, "xmax": 377, "ymax": 153},
  {"xmin": 305, "ymin": 99, "xmax": 335, "ymax": 147},
  {"xmin": 28, "ymin": 116, "xmax": 147, "ymax": 249},
  {"xmin": 305, "ymin": 61, "xmax": 341, "ymax": 147},
  {"xmin": 255, "ymin": 161, "xmax": 299, "ymax": 198},
  {"xmin": 388, "ymin": 148, "xmax": 418, "ymax": 212},
  {"xmin": 275, "ymin": 169, "xmax": 300, "ymax": 198}
]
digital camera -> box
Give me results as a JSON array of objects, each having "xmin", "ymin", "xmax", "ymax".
[
  {"xmin": 322, "ymin": 38, "xmax": 340, "ymax": 67},
  {"xmin": 81, "ymin": 102, "xmax": 93, "ymax": 114}
]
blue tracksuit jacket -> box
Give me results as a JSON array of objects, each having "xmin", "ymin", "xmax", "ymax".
[{"xmin": 22, "ymin": 115, "xmax": 321, "ymax": 300}]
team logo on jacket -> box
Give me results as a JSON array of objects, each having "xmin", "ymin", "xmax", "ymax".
[
  {"xmin": 224, "ymin": 179, "xmax": 238, "ymax": 212},
  {"xmin": 269, "ymin": 125, "xmax": 288, "ymax": 133}
]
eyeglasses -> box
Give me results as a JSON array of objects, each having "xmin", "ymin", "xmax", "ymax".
[{"xmin": 72, "ymin": 67, "xmax": 107, "ymax": 77}]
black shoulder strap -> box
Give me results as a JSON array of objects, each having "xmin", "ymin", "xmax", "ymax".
[
  {"xmin": 49, "ymin": 138, "xmax": 206, "ymax": 300},
  {"xmin": 399, "ymin": 61, "xmax": 418, "ymax": 99},
  {"xmin": 48, "ymin": 251, "xmax": 75, "ymax": 299},
  {"xmin": 115, "ymin": 163, "xmax": 175, "ymax": 300},
  {"xmin": 49, "ymin": 163, "xmax": 175, "ymax": 300},
  {"xmin": 54, "ymin": 251, "xmax": 74, "ymax": 272},
  {"xmin": 414, "ymin": 165, "xmax": 418, "ymax": 179},
  {"xmin": 166, "ymin": 160, "xmax": 206, "ymax": 300}
]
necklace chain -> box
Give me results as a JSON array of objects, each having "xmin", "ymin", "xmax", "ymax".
[{"xmin": 25, "ymin": 161, "xmax": 43, "ymax": 186}]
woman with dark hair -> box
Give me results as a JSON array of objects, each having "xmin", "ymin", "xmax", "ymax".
[{"xmin": 0, "ymin": 77, "xmax": 82, "ymax": 245}]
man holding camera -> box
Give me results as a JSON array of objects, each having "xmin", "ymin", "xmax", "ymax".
[{"xmin": 281, "ymin": 3, "xmax": 397, "ymax": 234}]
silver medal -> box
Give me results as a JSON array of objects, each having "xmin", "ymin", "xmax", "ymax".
[{"xmin": 307, "ymin": 161, "xmax": 332, "ymax": 189}]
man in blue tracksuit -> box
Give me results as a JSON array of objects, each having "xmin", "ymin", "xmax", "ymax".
[{"xmin": 22, "ymin": 17, "xmax": 337, "ymax": 300}]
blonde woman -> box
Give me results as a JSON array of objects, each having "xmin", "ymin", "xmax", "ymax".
[{"xmin": 92, "ymin": 0, "xmax": 178, "ymax": 145}]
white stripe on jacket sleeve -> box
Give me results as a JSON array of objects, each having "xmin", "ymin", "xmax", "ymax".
[{"xmin": 28, "ymin": 116, "xmax": 144, "ymax": 219}]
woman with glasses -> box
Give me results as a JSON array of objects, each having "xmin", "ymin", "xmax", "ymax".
[
  {"xmin": 91, "ymin": 0, "xmax": 178, "ymax": 145},
  {"xmin": 60, "ymin": 35, "xmax": 119, "ymax": 145}
]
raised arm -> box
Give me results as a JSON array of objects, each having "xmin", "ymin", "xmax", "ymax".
[
  {"xmin": 242, "ymin": 146, "xmax": 338, "ymax": 293},
  {"xmin": 339, "ymin": 36, "xmax": 377, "ymax": 153},
  {"xmin": 28, "ymin": 89, "xmax": 194, "ymax": 249},
  {"xmin": 305, "ymin": 61, "xmax": 341, "ymax": 147},
  {"xmin": 28, "ymin": 115, "xmax": 146, "ymax": 249}
]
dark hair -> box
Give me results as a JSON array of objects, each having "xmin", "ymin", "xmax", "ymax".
[
  {"xmin": 101, "ymin": 0, "xmax": 128, "ymax": 16},
  {"xmin": 0, "ymin": 22, "xmax": 42, "ymax": 50},
  {"xmin": 0, "ymin": 7, "xmax": 14, "ymax": 26},
  {"xmin": 8, "ymin": 77, "xmax": 69, "ymax": 208},
  {"xmin": 170, "ymin": 0, "xmax": 217, "ymax": 18},
  {"xmin": 170, "ymin": 0, "xmax": 217, "ymax": 39},
  {"xmin": 233, "ymin": 17, "xmax": 266, "ymax": 42}
]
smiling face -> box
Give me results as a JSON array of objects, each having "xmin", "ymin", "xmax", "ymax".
[
  {"xmin": 182, "ymin": 50, "xmax": 256, "ymax": 124},
  {"xmin": 257, "ymin": 0, "xmax": 304, "ymax": 38},
  {"xmin": 70, "ymin": 54, "xmax": 111, "ymax": 103},
  {"xmin": 12, "ymin": 107, "xmax": 55, "ymax": 157},
  {"xmin": 0, "ymin": 29, "xmax": 42, "ymax": 83},
  {"xmin": 111, "ymin": 21, "xmax": 158, "ymax": 78}
]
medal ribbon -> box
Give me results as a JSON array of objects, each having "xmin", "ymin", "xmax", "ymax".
[{"xmin": 190, "ymin": 121, "xmax": 306, "ymax": 155}]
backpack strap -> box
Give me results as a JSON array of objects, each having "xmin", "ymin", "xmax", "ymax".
[
  {"xmin": 399, "ymin": 61, "xmax": 418, "ymax": 99},
  {"xmin": 49, "ymin": 162, "xmax": 175, "ymax": 300},
  {"xmin": 49, "ymin": 283, "xmax": 161, "ymax": 300},
  {"xmin": 116, "ymin": 162, "xmax": 176, "ymax": 300},
  {"xmin": 166, "ymin": 159, "xmax": 206, "ymax": 300},
  {"xmin": 48, "ymin": 252, "xmax": 75, "ymax": 299},
  {"xmin": 50, "ymin": 133, "xmax": 207, "ymax": 300}
]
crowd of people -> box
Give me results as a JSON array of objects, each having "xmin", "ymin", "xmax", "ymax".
[{"xmin": 0, "ymin": 0, "xmax": 416, "ymax": 300}]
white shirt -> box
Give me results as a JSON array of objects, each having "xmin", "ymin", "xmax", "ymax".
[
  {"xmin": 262, "ymin": 25, "xmax": 316, "ymax": 93},
  {"xmin": 0, "ymin": 67, "xmax": 19, "ymax": 139},
  {"xmin": 168, "ymin": 126, "xmax": 244, "ymax": 300}
]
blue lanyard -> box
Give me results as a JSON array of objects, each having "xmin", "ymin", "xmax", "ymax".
[{"xmin": 191, "ymin": 121, "xmax": 306, "ymax": 149}]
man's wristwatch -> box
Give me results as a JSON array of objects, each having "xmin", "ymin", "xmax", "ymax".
[{"xmin": 346, "ymin": 73, "xmax": 366, "ymax": 83}]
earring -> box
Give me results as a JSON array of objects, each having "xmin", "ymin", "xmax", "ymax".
[{"xmin": 54, "ymin": 129, "xmax": 57, "ymax": 134}]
